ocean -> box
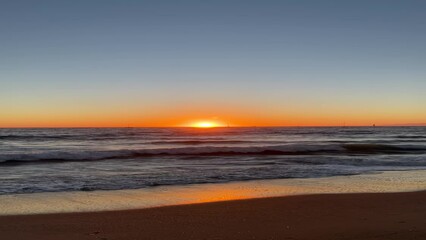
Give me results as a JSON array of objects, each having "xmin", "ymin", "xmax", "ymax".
[{"xmin": 1, "ymin": 127, "xmax": 425, "ymax": 195}]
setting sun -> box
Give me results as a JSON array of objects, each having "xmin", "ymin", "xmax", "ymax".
[{"xmin": 192, "ymin": 121, "xmax": 219, "ymax": 128}]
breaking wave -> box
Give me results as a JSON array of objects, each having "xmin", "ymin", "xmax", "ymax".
[{"xmin": 1, "ymin": 143, "xmax": 426, "ymax": 166}]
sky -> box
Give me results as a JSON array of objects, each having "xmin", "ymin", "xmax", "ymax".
[{"xmin": 1, "ymin": 0, "xmax": 425, "ymax": 127}]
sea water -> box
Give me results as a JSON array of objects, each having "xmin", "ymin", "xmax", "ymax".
[{"xmin": 1, "ymin": 127, "xmax": 425, "ymax": 194}]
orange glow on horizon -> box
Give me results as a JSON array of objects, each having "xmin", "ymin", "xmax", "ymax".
[{"xmin": 1, "ymin": 103, "xmax": 426, "ymax": 128}]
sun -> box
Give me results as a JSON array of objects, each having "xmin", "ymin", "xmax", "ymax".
[{"xmin": 192, "ymin": 121, "xmax": 219, "ymax": 128}]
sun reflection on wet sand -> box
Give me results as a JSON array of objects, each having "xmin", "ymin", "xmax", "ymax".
[{"xmin": 1, "ymin": 170, "xmax": 426, "ymax": 215}]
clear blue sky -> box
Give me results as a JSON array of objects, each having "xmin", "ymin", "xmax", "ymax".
[{"xmin": 1, "ymin": 0, "xmax": 425, "ymax": 127}]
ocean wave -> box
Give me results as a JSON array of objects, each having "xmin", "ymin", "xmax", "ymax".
[
  {"xmin": 0, "ymin": 135, "xmax": 77, "ymax": 140},
  {"xmin": 343, "ymin": 144, "xmax": 426, "ymax": 153},
  {"xmin": 394, "ymin": 135, "xmax": 426, "ymax": 139},
  {"xmin": 149, "ymin": 140, "xmax": 260, "ymax": 145},
  {"xmin": 1, "ymin": 143, "xmax": 425, "ymax": 166},
  {"xmin": 0, "ymin": 134, "xmax": 119, "ymax": 141}
]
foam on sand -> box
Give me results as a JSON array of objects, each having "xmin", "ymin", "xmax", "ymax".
[{"xmin": 1, "ymin": 170, "xmax": 426, "ymax": 215}]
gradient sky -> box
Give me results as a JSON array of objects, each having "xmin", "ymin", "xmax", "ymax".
[{"xmin": 1, "ymin": 0, "xmax": 425, "ymax": 127}]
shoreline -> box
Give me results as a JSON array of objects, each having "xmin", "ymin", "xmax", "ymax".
[
  {"xmin": 1, "ymin": 191, "xmax": 426, "ymax": 239},
  {"xmin": 1, "ymin": 170, "xmax": 426, "ymax": 216}
]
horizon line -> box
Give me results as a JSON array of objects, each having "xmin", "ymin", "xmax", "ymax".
[{"xmin": 1, "ymin": 124, "xmax": 425, "ymax": 129}]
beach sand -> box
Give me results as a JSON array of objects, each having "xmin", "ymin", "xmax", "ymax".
[
  {"xmin": 1, "ymin": 191, "xmax": 426, "ymax": 240},
  {"xmin": 1, "ymin": 171, "xmax": 426, "ymax": 239}
]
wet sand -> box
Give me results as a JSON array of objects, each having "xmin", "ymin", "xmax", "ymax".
[
  {"xmin": 2, "ymin": 170, "xmax": 426, "ymax": 216},
  {"xmin": 1, "ymin": 191, "xmax": 426, "ymax": 240}
]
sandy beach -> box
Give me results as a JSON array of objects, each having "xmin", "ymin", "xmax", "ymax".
[
  {"xmin": 1, "ymin": 170, "xmax": 426, "ymax": 239},
  {"xmin": 1, "ymin": 191, "xmax": 426, "ymax": 240}
]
